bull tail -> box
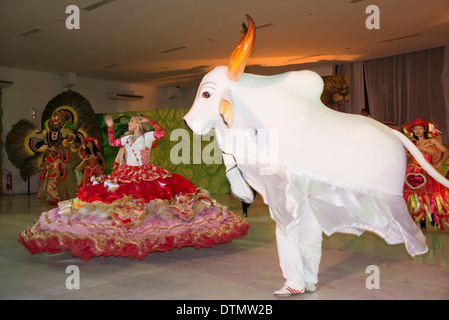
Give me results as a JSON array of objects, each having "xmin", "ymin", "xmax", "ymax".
[{"xmin": 392, "ymin": 129, "xmax": 449, "ymax": 188}]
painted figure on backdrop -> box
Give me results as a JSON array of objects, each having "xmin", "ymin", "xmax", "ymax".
[
  {"xmin": 78, "ymin": 137, "xmax": 105, "ymax": 187},
  {"xmin": 402, "ymin": 119, "xmax": 449, "ymax": 231},
  {"xmin": 320, "ymin": 75, "xmax": 351, "ymax": 112},
  {"xmin": 184, "ymin": 15, "xmax": 449, "ymax": 297},
  {"xmin": 18, "ymin": 113, "xmax": 249, "ymax": 261},
  {"xmin": 5, "ymin": 90, "xmax": 102, "ymax": 204}
]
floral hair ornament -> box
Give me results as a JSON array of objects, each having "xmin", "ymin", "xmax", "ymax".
[
  {"xmin": 82, "ymin": 137, "xmax": 100, "ymax": 149},
  {"xmin": 402, "ymin": 118, "xmax": 440, "ymax": 139}
]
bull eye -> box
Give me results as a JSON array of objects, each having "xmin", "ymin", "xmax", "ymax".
[{"xmin": 202, "ymin": 91, "xmax": 211, "ymax": 99}]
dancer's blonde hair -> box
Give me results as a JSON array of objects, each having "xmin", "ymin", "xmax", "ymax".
[{"xmin": 125, "ymin": 114, "xmax": 150, "ymax": 136}]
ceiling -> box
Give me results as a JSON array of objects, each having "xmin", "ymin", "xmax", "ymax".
[{"xmin": 1, "ymin": 0, "xmax": 449, "ymax": 89}]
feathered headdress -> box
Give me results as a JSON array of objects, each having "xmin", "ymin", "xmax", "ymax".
[{"xmin": 402, "ymin": 118, "xmax": 440, "ymax": 139}]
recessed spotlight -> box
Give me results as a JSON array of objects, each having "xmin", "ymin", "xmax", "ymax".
[
  {"xmin": 380, "ymin": 33, "xmax": 421, "ymax": 43},
  {"xmin": 256, "ymin": 23, "xmax": 274, "ymax": 29},
  {"xmin": 104, "ymin": 62, "xmax": 125, "ymax": 69},
  {"xmin": 19, "ymin": 28, "xmax": 43, "ymax": 38},
  {"xmin": 83, "ymin": 0, "xmax": 116, "ymax": 11},
  {"xmin": 161, "ymin": 46, "xmax": 187, "ymax": 54}
]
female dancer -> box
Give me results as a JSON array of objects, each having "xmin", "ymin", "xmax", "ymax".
[
  {"xmin": 402, "ymin": 118, "xmax": 449, "ymax": 230},
  {"xmin": 78, "ymin": 137, "xmax": 104, "ymax": 187},
  {"xmin": 18, "ymin": 114, "xmax": 249, "ymax": 260}
]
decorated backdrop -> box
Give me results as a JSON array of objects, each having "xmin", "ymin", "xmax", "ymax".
[{"xmin": 95, "ymin": 108, "xmax": 229, "ymax": 194}]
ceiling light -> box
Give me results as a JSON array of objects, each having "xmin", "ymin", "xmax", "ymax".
[
  {"xmin": 19, "ymin": 28, "xmax": 43, "ymax": 38},
  {"xmin": 104, "ymin": 62, "xmax": 125, "ymax": 69},
  {"xmin": 83, "ymin": 0, "xmax": 116, "ymax": 11},
  {"xmin": 380, "ymin": 33, "xmax": 421, "ymax": 43},
  {"xmin": 256, "ymin": 23, "xmax": 274, "ymax": 29},
  {"xmin": 237, "ymin": 23, "xmax": 273, "ymax": 33},
  {"xmin": 161, "ymin": 46, "xmax": 187, "ymax": 54},
  {"xmin": 108, "ymin": 92, "xmax": 143, "ymax": 100}
]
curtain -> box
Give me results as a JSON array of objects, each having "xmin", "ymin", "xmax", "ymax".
[
  {"xmin": 363, "ymin": 46, "xmax": 448, "ymax": 144},
  {"xmin": 338, "ymin": 46, "xmax": 449, "ymax": 144},
  {"xmin": 443, "ymin": 46, "xmax": 449, "ymax": 145}
]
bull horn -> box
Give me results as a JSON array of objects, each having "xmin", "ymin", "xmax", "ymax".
[{"xmin": 227, "ymin": 15, "xmax": 255, "ymax": 82}]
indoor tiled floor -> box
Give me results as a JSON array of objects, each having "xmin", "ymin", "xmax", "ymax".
[{"xmin": 1, "ymin": 193, "xmax": 448, "ymax": 300}]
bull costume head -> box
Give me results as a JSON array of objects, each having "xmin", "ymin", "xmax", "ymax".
[{"xmin": 184, "ymin": 15, "xmax": 255, "ymax": 133}]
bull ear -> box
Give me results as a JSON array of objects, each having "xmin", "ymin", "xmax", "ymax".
[
  {"xmin": 219, "ymin": 99, "xmax": 234, "ymax": 128},
  {"xmin": 227, "ymin": 15, "xmax": 255, "ymax": 82}
]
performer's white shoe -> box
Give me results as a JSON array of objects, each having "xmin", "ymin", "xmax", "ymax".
[
  {"xmin": 273, "ymin": 285, "xmax": 305, "ymax": 297},
  {"xmin": 273, "ymin": 282, "xmax": 317, "ymax": 297},
  {"xmin": 305, "ymin": 282, "xmax": 317, "ymax": 293}
]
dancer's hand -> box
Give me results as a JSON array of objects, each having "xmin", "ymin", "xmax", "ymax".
[
  {"xmin": 137, "ymin": 115, "xmax": 150, "ymax": 123},
  {"xmin": 104, "ymin": 115, "xmax": 114, "ymax": 127}
]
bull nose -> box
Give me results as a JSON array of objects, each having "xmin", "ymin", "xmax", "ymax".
[
  {"xmin": 183, "ymin": 116, "xmax": 202, "ymax": 134},
  {"xmin": 183, "ymin": 119, "xmax": 193, "ymax": 132}
]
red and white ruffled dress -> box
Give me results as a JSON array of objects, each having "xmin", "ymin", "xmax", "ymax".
[{"xmin": 18, "ymin": 130, "xmax": 249, "ymax": 261}]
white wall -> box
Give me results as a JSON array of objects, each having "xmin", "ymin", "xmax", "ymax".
[{"xmin": 0, "ymin": 65, "xmax": 191, "ymax": 194}]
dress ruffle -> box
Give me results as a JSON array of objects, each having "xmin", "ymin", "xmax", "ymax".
[
  {"xmin": 18, "ymin": 163, "xmax": 250, "ymax": 260},
  {"xmin": 77, "ymin": 164, "xmax": 197, "ymax": 204},
  {"xmin": 18, "ymin": 205, "xmax": 249, "ymax": 261}
]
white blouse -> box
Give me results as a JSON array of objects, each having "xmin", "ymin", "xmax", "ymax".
[{"xmin": 121, "ymin": 131, "xmax": 156, "ymax": 166}]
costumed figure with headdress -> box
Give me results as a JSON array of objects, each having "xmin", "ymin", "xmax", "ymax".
[
  {"xmin": 78, "ymin": 137, "xmax": 105, "ymax": 187},
  {"xmin": 402, "ymin": 118, "xmax": 449, "ymax": 229},
  {"xmin": 18, "ymin": 114, "xmax": 249, "ymax": 261},
  {"xmin": 6, "ymin": 91, "xmax": 102, "ymax": 203}
]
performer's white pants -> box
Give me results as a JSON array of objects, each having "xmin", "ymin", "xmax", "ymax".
[{"xmin": 275, "ymin": 206, "xmax": 323, "ymax": 289}]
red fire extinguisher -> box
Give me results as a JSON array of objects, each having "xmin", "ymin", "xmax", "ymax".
[{"xmin": 4, "ymin": 170, "xmax": 12, "ymax": 195}]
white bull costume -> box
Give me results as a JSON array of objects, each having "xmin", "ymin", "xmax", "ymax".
[{"xmin": 184, "ymin": 15, "xmax": 448, "ymax": 296}]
